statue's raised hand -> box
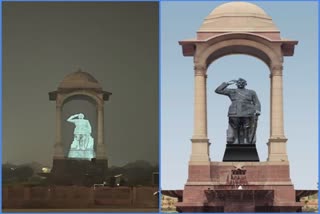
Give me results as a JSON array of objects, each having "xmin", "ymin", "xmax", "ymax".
[{"xmin": 227, "ymin": 80, "xmax": 237, "ymax": 85}]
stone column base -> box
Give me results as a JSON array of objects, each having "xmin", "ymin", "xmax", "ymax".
[
  {"xmin": 53, "ymin": 144, "xmax": 64, "ymax": 159},
  {"xmin": 190, "ymin": 138, "xmax": 211, "ymax": 163},
  {"xmin": 267, "ymin": 138, "xmax": 288, "ymax": 162},
  {"xmin": 96, "ymin": 144, "xmax": 107, "ymax": 160}
]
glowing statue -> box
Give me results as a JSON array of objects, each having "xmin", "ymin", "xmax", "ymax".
[{"xmin": 67, "ymin": 113, "xmax": 95, "ymax": 160}]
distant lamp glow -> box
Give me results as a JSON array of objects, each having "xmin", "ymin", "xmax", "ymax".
[
  {"xmin": 67, "ymin": 113, "xmax": 95, "ymax": 160},
  {"xmin": 114, "ymin": 174, "xmax": 123, "ymax": 187},
  {"xmin": 41, "ymin": 167, "xmax": 51, "ymax": 173}
]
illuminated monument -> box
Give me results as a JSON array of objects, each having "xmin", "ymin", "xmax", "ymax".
[
  {"xmin": 67, "ymin": 113, "xmax": 95, "ymax": 160},
  {"xmin": 49, "ymin": 70, "xmax": 111, "ymax": 185}
]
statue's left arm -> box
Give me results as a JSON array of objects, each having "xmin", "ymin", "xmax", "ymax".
[{"xmin": 252, "ymin": 91, "xmax": 261, "ymax": 115}]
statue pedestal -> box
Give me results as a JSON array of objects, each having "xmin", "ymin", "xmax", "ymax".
[
  {"xmin": 223, "ymin": 144, "xmax": 259, "ymax": 162},
  {"xmin": 50, "ymin": 158, "xmax": 108, "ymax": 186},
  {"xmin": 175, "ymin": 162, "xmax": 302, "ymax": 212}
]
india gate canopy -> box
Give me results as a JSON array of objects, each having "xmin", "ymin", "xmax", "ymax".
[
  {"xmin": 176, "ymin": 2, "xmax": 301, "ymax": 212},
  {"xmin": 48, "ymin": 70, "xmax": 111, "ymax": 185},
  {"xmin": 178, "ymin": 1, "xmax": 298, "ymax": 163},
  {"xmin": 49, "ymin": 70, "xmax": 112, "ymax": 160}
]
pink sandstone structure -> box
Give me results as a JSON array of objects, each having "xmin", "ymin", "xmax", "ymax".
[{"xmin": 174, "ymin": 2, "xmax": 304, "ymax": 212}]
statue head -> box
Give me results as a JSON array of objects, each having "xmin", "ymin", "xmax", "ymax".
[
  {"xmin": 236, "ymin": 78, "xmax": 247, "ymax": 89},
  {"xmin": 78, "ymin": 113, "xmax": 84, "ymax": 119}
]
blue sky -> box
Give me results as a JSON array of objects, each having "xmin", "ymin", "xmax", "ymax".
[{"xmin": 161, "ymin": 1, "xmax": 318, "ymax": 190}]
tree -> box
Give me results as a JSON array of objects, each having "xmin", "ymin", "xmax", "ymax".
[{"xmin": 14, "ymin": 165, "xmax": 34, "ymax": 182}]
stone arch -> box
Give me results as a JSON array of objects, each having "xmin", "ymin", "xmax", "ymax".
[
  {"xmin": 191, "ymin": 36, "xmax": 287, "ymax": 162},
  {"xmin": 60, "ymin": 91, "xmax": 100, "ymax": 157},
  {"xmin": 61, "ymin": 90, "xmax": 103, "ymax": 107},
  {"xmin": 180, "ymin": 6, "xmax": 297, "ymax": 163},
  {"xmin": 196, "ymin": 34, "xmax": 282, "ymax": 70},
  {"xmin": 49, "ymin": 71, "xmax": 111, "ymax": 160},
  {"xmin": 176, "ymin": 2, "xmax": 300, "ymax": 211}
]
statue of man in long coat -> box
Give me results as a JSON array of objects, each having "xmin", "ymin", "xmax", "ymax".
[{"xmin": 215, "ymin": 78, "xmax": 261, "ymax": 144}]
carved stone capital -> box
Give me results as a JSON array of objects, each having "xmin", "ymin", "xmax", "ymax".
[
  {"xmin": 56, "ymin": 104, "xmax": 62, "ymax": 109},
  {"xmin": 56, "ymin": 95, "xmax": 64, "ymax": 107},
  {"xmin": 271, "ymin": 64, "xmax": 283, "ymax": 76},
  {"xmin": 194, "ymin": 64, "xmax": 207, "ymax": 76},
  {"xmin": 97, "ymin": 104, "xmax": 104, "ymax": 112}
]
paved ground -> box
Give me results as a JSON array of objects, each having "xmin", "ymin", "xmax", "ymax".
[{"xmin": 3, "ymin": 208, "xmax": 159, "ymax": 213}]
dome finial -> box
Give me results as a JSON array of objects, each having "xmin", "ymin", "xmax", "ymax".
[{"xmin": 76, "ymin": 68, "xmax": 83, "ymax": 73}]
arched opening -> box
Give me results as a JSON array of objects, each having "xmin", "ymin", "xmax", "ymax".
[
  {"xmin": 61, "ymin": 94, "xmax": 98, "ymax": 159},
  {"xmin": 175, "ymin": 1, "xmax": 301, "ymax": 211},
  {"xmin": 206, "ymin": 45, "xmax": 271, "ymax": 68},
  {"xmin": 197, "ymin": 37, "xmax": 279, "ymax": 70},
  {"xmin": 206, "ymin": 55, "xmax": 270, "ymax": 161}
]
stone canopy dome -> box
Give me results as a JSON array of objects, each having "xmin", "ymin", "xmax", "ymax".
[
  {"xmin": 49, "ymin": 69, "xmax": 111, "ymax": 102},
  {"xmin": 198, "ymin": 1, "xmax": 279, "ymax": 32},
  {"xmin": 58, "ymin": 70, "xmax": 102, "ymax": 89}
]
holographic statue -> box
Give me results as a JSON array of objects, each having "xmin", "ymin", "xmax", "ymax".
[{"xmin": 67, "ymin": 113, "xmax": 95, "ymax": 160}]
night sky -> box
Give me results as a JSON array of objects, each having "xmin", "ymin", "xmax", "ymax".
[{"xmin": 3, "ymin": 2, "xmax": 159, "ymax": 167}]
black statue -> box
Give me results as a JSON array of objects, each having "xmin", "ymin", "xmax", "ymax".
[{"xmin": 215, "ymin": 78, "xmax": 261, "ymax": 145}]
